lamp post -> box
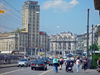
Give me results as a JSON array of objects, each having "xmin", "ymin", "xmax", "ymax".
[
  {"xmin": 9, "ymin": 41, "xmax": 13, "ymax": 55},
  {"xmin": 35, "ymin": 47, "xmax": 37, "ymax": 57},
  {"xmin": 19, "ymin": 45, "xmax": 22, "ymax": 53},
  {"xmin": 87, "ymin": 9, "xmax": 90, "ymax": 61}
]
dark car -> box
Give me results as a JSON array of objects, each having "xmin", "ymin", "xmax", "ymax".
[
  {"xmin": 31, "ymin": 60, "xmax": 47, "ymax": 70},
  {"xmin": 48, "ymin": 59, "xmax": 53, "ymax": 66},
  {"xmin": 40, "ymin": 57, "xmax": 49, "ymax": 64}
]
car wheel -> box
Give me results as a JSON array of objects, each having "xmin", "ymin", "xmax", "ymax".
[
  {"xmin": 45, "ymin": 67, "xmax": 47, "ymax": 70},
  {"xmin": 31, "ymin": 67, "xmax": 34, "ymax": 70},
  {"xmin": 35, "ymin": 68, "xmax": 36, "ymax": 70},
  {"xmin": 29, "ymin": 64, "xmax": 30, "ymax": 67},
  {"xmin": 43, "ymin": 67, "xmax": 45, "ymax": 70},
  {"xmin": 26, "ymin": 64, "xmax": 28, "ymax": 67},
  {"xmin": 49, "ymin": 64, "xmax": 50, "ymax": 66},
  {"xmin": 17, "ymin": 65, "xmax": 19, "ymax": 67}
]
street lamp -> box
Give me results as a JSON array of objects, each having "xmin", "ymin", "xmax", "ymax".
[
  {"xmin": 20, "ymin": 45, "xmax": 22, "ymax": 55},
  {"xmin": 9, "ymin": 41, "xmax": 13, "ymax": 54},
  {"xmin": 87, "ymin": 8, "xmax": 90, "ymax": 61}
]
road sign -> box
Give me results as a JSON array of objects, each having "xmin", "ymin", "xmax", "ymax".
[
  {"xmin": 0, "ymin": 10, "xmax": 4, "ymax": 13},
  {"xmin": 89, "ymin": 51, "xmax": 91, "ymax": 53}
]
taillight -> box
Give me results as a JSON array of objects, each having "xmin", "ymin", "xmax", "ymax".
[
  {"xmin": 31, "ymin": 63, "xmax": 34, "ymax": 65},
  {"xmin": 49, "ymin": 61, "xmax": 51, "ymax": 63},
  {"xmin": 40, "ymin": 64, "xmax": 43, "ymax": 66}
]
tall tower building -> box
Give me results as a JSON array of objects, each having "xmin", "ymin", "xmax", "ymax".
[{"xmin": 22, "ymin": 1, "xmax": 40, "ymax": 54}]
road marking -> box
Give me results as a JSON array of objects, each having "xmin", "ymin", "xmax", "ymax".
[
  {"xmin": 38, "ymin": 69, "xmax": 53, "ymax": 75},
  {"xmin": 0, "ymin": 68, "xmax": 24, "ymax": 75}
]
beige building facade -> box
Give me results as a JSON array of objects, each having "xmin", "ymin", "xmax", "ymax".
[
  {"xmin": 50, "ymin": 32, "xmax": 77, "ymax": 56},
  {"xmin": 22, "ymin": 1, "xmax": 40, "ymax": 54}
]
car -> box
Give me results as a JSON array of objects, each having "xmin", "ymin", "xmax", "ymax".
[
  {"xmin": 40, "ymin": 57, "xmax": 49, "ymax": 64},
  {"xmin": 48, "ymin": 59, "xmax": 53, "ymax": 66},
  {"xmin": 17, "ymin": 59, "xmax": 31, "ymax": 67},
  {"xmin": 63, "ymin": 57, "xmax": 67, "ymax": 62},
  {"xmin": 31, "ymin": 60, "xmax": 47, "ymax": 70}
]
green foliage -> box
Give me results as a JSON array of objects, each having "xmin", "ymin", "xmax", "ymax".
[
  {"xmin": 16, "ymin": 28, "xmax": 21, "ymax": 33},
  {"xmin": 89, "ymin": 44, "xmax": 99, "ymax": 51},
  {"xmin": 93, "ymin": 53, "xmax": 100, "ymax": 69},
  {"xmin": 21, "ymin": 28, "xmax": 26, "ymax": 31}
]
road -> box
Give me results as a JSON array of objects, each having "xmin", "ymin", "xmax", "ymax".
[{"xmin": 0, "ymin": 64, "xmax": 100, "ymax": 75}]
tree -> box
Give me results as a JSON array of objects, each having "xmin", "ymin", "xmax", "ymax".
[
  {"xmin": 16, "ymin": 28, "xmax": 21, "ymax": 33},
  {"xmin": 89, "ymin": 44, "xmax": 99, "ymax": 51},
  {"xmin": 93, "ymin": 53, "xmax": 100, "ymax": 69},
  {"xmin": 21, "ymin": 28, "xmax": 26, "ymax": 31}
]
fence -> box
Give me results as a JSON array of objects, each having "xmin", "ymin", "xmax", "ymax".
[{"xmin": 0, "ymin": 54, "xmax": 38, "ymax": 64}]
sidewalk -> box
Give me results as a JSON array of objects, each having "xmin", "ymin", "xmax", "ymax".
[{"xmin": 0, "ymin": 63, "xmax": 17, "ymax": 68}]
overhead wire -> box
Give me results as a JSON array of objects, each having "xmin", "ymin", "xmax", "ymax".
[
  {"xmin": 3, "ymin": 13, "xmax": 21, "ymax": 23},
  {"xmin": 1, "ymin": 15, "xmax": 21, "ymax": 24},
  {"xmin": 0, "ymin": 5, "xmax": 22, "ymax": 19},
  {"xmin": 3, "ymin": 0, "xmax": 22, "ymax": 14}
]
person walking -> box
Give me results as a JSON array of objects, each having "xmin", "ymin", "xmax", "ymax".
[
  {"xmin": 82, "ymin": 58, "xmax": 88, "ymax": 73},
  {"xmin": 65, "ymin": 57, "xmax": 71, "ymax": 72},
  {"xmin": 4, "ymin": 54, "xmax": 7, "ymax": 64},
  {"xmin": 53, "ymin": 56, "xmax": 59, "ymax": 73},
  {"xmin": 59, "ymin": 56, "xmax": 63, "ymax": 70},
  {"xmin": 75, "ymin": 57, "xmax": 80, "ymax": 72}
]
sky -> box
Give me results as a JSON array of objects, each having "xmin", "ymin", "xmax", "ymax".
[{"xmin": 0, "ymin": 0, "xmax": 100, "ymax": 35}]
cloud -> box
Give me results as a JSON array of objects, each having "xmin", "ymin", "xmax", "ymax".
[
  {"xmin": 0, "ymin": 3, "xmax": 10, "ymax": 15},
  {"xmin": 41, "ymin": 0, "xmax": 79, "ymax": 12}
]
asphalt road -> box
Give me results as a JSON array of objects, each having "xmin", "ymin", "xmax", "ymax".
[{"xmin": 0, "ymin": 64, "xmax": 100, "ymax": 75}]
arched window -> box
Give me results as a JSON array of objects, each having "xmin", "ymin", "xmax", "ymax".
[
  {"xmin": 59, "ymin": 36, "xmax": 62, "ymax": 40},
  {"xmin": 64, "ymin": 36, "xmax": 67, "ymax": 40},
  {"xmin": 68, "ymin": 36, "xmax": 72, "ymax": 40}
]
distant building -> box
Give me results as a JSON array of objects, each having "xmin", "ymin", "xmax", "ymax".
[
  {"xmin": 0, "ymin": 32, "xmax": 16, "ymax": 53},
  {"xmin": 39, "ymin": 32, "xmax": 50, "ymax": 53},
  {"xmin": 95, "ymin": 24, "xmax": 100, "ymax": 50},
  {"xmin": 50, "ymin": 32, "xmax": 77, "ymax": 56},
  {"xmin": 22, "ymin": 1, "xmax": 40, "ymax": 55}
]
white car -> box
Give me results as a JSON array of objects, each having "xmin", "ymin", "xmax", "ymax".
[
  {"xmin": 63, "ymin": 57, "xmax": 67, "ymax": 61},
  {"xmin": 17, "ymin": 59, "xmax": 31, "ymax": 67}
]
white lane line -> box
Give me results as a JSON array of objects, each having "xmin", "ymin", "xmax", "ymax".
[
  {"xmin": 38, "ymin": 69, "xmax": 53, "ymax": 75},
  {"xmin": 0, "ymin": 68, "xmax": 24, "ymax": 75}
]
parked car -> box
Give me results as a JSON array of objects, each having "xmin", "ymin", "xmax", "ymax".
[
  {"xmin": 17, "ymin": 59, "xmax": 31, "ymax": 67},
  {"xmin": 48, "ymin": 59, "xmax": 53, "ymax": 66},
  {"xmin": 31, "ymin": 60, "xmax": 47, "ymax": 70}
]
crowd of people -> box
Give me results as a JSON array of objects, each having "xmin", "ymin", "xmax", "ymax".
[{"xmin": 52, "ymin": 56, "xmax": 93, "ymax": 73}]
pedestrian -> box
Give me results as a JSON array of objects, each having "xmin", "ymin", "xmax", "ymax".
[
  {"xmin": 71, "ymin": 56, "xmax": 75, "ymax": 67},
  {"xmin": 82, "ymin": 58, "xmax": 88, "ymax": 73},
  {"xmin": 4, "ymin": 54, "xmax": 7, "ymax": 64},
  {"xmin": 59, "ymin": 56, "xmax": 63, "ymax": 70},
  {"xmin": 65, "ymin": 57, "xmax": 71, "ymax": 72},
  {"xmin": 97, "ymin": 57, "xmax": 100, "ymax": 72},
  {"xmin": 75, "ymin": 57, "xmax": 80, "ymax": 72},
  {"xmin": 53, "ymin": 56, "xmax": 59, "ymax": 73}
]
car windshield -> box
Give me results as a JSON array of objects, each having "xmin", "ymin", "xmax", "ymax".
[{"xmin": 20, "ymin": 59, "xmax": 27, "ymax": 61}]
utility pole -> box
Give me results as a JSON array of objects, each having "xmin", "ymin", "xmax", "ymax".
[
  {"xmin": 45, "ymin": 32, "xmax": 46, "ymax": 58},
  {"xmin": 27, "ymin": 24, "xmax": 29, "ymax": 56},
  {"xmin": 91, "ymin": 24, "xmax": 93, "ymax": 69},
  {"xmin": 94, "ymin": 33, "xmax": 95, "ymax": 54},
  {"xmin": 87, "ymin": 8, "xmax": 89, "ymax": 61}
]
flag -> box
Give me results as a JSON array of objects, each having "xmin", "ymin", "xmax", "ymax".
[{"xmin": 0, "ymin": 10, "xmax": 4, "ymax": 13}]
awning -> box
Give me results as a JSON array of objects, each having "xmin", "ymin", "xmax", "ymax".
[{"xmin": 1, "ymin": 50, "xmax": 13, "ymax": 53}]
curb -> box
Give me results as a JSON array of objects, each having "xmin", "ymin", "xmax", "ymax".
[{"xmin": 0, "ymin": 64, "xmax": 17, "ymax": 68}]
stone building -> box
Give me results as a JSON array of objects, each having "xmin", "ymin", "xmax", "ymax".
[{"xmin": 50, "ymin": 32, "xmax": 77, "ymax": 56}]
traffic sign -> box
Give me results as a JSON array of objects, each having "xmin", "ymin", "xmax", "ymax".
[{"xmin": 0, "ymin": 10, "xmax": 4, "ymax": 13}]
